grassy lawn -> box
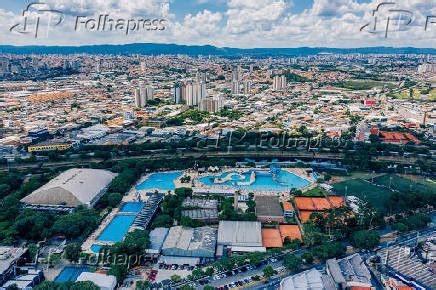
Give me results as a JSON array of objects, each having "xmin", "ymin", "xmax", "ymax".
[
  {"xmin": 332, "ymin": 179, "xmax": 394, "ymax": 212},
  {"xmin": 300, "ymin": 186, "xmax": 329, "ymax": 197},
  {"xmin": 332, "ymin": 174, "xmax": 435, "ymax": 213},
  {"xmin": 372, "ymin": 174, "xmax": 436, "ymax": 196},
  {"xmin": 337, "ymin": 80, "xmax": 395, "ymax": 90}
]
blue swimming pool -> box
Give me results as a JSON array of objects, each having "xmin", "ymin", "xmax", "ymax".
[
  {"xmin": 96, "ymin": 215, "xmax": 136, "ymax": 242},
  {"xmin": 119, "ymin": 202, "xmax": 145, "ymax": 213},
  {"xmin": 90, "ymin": 244, "xmax": 103, "ymax": 253},
  {"xmin": 199, "ymin": 170, "xmax": 311, "ymax": 191},
  {"xmin": 55, "ymin": 266, "xmax": 89, "ymax": 282},
  {"xmin": 135, "ymin": 171, "xmax": 182, "ymax": 191}
]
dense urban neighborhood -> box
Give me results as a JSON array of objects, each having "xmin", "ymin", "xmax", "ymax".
[{"xmin": 0, "ymin": 47, "xmax": 434, "ymax": 290}]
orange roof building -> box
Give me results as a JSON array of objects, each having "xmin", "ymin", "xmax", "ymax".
[
  {"xmin": 279, "ymin": 225, "xmax": 302, "ymax": 242},
  {"xmin": 261, "ymin": 228, "xmax": 283, "ymax": 248},
  {"xmin": 283, "ymin": 201, "xmax": 295, "ymax": 218},
  {"xmin": 283, "ymin": 201, "xmax": 294, "ymax": 212}
]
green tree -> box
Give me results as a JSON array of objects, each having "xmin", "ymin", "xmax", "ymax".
[
  {"xmin": 204, "ymin": 267, "xmax": 214, "ymax": 276},
  {"xmin": 311, "ymin": 242, "xmax": 345, "ymax": 261},
  {"xmin": 64, "ymin": 243, "xmax": 81, "ymax": 263},
  {"xmin": 136, "ymin": 281, "xmax": 150, "ymax": 290},
  {"xmin": 151, "ymin": 214, "xmax": 173, "ymax": 228},
  {"xmin": 392, "ymin": 222, "xmax": 408, "ymax": 232},
  {"xmin": 263, "ymin": 265, "xmax": 275, "ymax": 279},
  {"xmin": 351, "ymin": 230, "xmax": 380, "ymax": 250},
  {"xmin": 283, "ymin": 254, "xmax": 302, "ymax": 272},
  {"xmin": 170, "ymin": 274, "xmax": 182, "ymax": 283},
  {"xmin": 6, "ymin": 284, "xmax": 19, "ymax": 290},
  {"xmin": 109, "ymin": 264, "xmax": 128, "ymax": 283},
  {"xmin": 70, "ymin": 281, "xmax": 99, "ymax": 290},
  {"xmin": 301, "ymin": 251, "xmax": 314, "ymax": 264},
  {"xmin": 27, "ymin": 243, "xmax": 39, "ymax": 263}
]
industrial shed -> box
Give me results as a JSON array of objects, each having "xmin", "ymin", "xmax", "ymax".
[
  {"xmin": 20, "ymin": 168, "xmax": 117, "ymax": 211},
  {"xmin": 162, "ymin": 226, "xmax": 217, "ymax": 258},
  {"xmin": 217, "ymin": 221, "xmax": 265, "ymax": 253}
]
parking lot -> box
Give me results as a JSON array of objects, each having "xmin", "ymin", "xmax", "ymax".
[
  {"xmin": 192, "ymin": 258, "xmax": 286, "ymax": 290},
  {"xmin": 153, "ymin": 264, "xmax": 193, "ymax": 283}
]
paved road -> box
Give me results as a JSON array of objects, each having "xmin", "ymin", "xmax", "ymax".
[{"xmin": 204, "ymin": 225, "xmax": 436, "ymax": 290}]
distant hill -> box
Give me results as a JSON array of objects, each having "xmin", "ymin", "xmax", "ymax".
[{"xmin": 0, "ymin": 43, "xmax": 435, "ymax": 55}]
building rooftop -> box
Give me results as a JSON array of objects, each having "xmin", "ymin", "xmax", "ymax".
[
  {"xmin": 327, "ymin": 254, "xmax": 372, "ymax": 288},
  {"xmin": 378, "ymin": 246, "xmax": 436, "ymax": 289},
  {"xmin": 182, "ymin": 197, "xmax": 218, "ymax": 209},
  {"xmin": 280, "ymin": 268, "xmax": 336, "ymax": 290},
  {"xmin": 0, "ymin": 247, "xmax": 26, "ymax": 276},
  {"xmin": 146, "ymin": 227, "xmax": 169, "ymax": 254},
  {"xmin": 217, "ymin": 221, "xmax": 262, "ymax": 247},
  {"xmin": 182, "ymin": 209, "xmax": 218, "ymax": 220},
  {"xmin": 283, "ymin": 201, "xmax": 294, "ymax": 211},
  {"xmin": 20, "ymin": 168, "xmax": 117, "ymax": 208},
  {"xmin": 162, "ymin": 226, "xmax": 217, "ymax": 258},
  {"xmin": 76, "ymin": 272, "xmax": 117, "ymax": 290}
]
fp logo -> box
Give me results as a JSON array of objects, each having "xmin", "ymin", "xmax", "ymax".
[
  {"xmin": 360, "ymin": 2, "xmax": 414, "ymax": 38},
  {"xmin": 10, "ymin": 2, "xmax": 64, "ymax": 38}
]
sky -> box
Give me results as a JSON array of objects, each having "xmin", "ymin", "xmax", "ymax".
[{"xmin": 0, "ymin": 0, "xmax": 435, "ymax": 48}]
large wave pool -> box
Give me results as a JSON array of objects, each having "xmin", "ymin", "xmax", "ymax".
[
  {"xmin": 135, "ymin": 172, "xmax": 182, "ymax": 191},
  {"xmin": 199, "ymin": 170, "xmax": 311, "ymax": 192}
]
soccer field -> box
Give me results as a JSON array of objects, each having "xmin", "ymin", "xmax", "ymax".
[
  {"xmin": 332, "ymin": 174, "xmax": 435, "ymax": 212},
  {"xmin": 372, "ymin": 174, "xmax": 436, "ymax": 195},
  {"xmin": 332, "ymin": 179, "xmax": 394, "ymax": 212}
]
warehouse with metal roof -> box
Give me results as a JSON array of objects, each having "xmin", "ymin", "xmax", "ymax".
[
  {"xmin": 20, "ymin": 168, "xmax": 117, "ymax": 211},
  {"xmin": 326, "ymin": 254, "xmax": 372, "ymax": 289},
  {"xmin": 279, "ymin": 268, "xmax": 336, "ymax": 290},
  {"xmin": 162, "ymin": 226, "xmax": 217, "ymax": 258},
  {"xmin": 217, "ymin": 221, "xmax": 265, "ymax": 253}
]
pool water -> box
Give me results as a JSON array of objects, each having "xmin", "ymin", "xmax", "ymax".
[
  {"xmin": 135, "ymin": 171, "xmax": 182, "ymax": 191},
  {"xmin": 55, "ymin": 266, "xmax": 89, "ymax": 282},
  {"xmin": 90, "ymin": 244, "xmax": 103, "ymax": 253},
  {"xmin": 119, "ymin": 202, "xmax": 145, "ymax": 213},
  {"xmin": 199, "ymin": 170, "xmax": 311, "ymax": 192},
  {"xmin": 96, "ymin": 215, "xmax": 136, "ymax": 242}
]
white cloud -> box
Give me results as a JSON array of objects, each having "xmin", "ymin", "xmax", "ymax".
[{"xmin": 0, "ymin": 0, "xmax": 434, "ymax": 48}]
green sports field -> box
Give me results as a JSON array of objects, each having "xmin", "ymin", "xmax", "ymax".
[
  {"xmin": 332, "ymin": 174, "xmax": 435, "ymax": 213},
  {"xmin": 372, "ymin": 174, "xmax": 436, "ymax": 196},
  {"xmin": 332, "ymin": 179, "xmax": 394, "ymax": 212}
]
